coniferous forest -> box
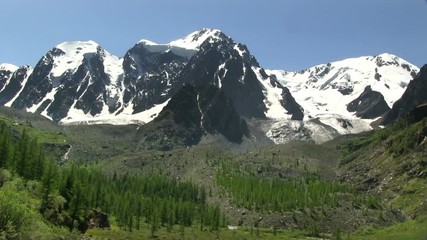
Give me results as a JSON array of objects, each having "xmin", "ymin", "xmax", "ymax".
[{"xmin": 0, "ymin": 122, "xmax": 225, "ymax": 239}]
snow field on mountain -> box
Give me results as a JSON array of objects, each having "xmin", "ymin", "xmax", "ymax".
[
  {"xmin": 53, "ymin": 41, "xmax": 100, "ymax": 77},
  {"xmin": 0, "ymin": 63, "xmax": 18, "ymax": 72},
  {"xmin": 59, "ymin": 99, "xmax": 170, "ymax": 125},
  {"xmin": 253, "ymin": 66, "xmax": 290, "ymax": 119},
  {"xmin": 139, "ymin": 28, "xmax": 222, "ymax": 59},
  {"xmin": 267, "ymin": 53, "xmax": 418, "ymax": 121}
]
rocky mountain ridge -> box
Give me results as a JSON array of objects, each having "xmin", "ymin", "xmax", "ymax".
[{"xmin": 0, "ymin": 28, "xmax": 420, "ymax": 145}]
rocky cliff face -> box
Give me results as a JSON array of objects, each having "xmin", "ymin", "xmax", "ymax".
[
  {"xmin": 347, "ymin": 85, "xmax": 390, "ymax": 119},
  {"xmin": 122, "ymin": 42, "xmax": 188, "ymax": 114},
  {"xmin": 0, "ymin": 65, "xmax": 32, "ymax": 106},
  {"xmin": 0, "ymin": 64, "xmax": 18, "ymax": 92},
  {"xmin": 140, "ymin": 84, "xmax": 249, "ymax": 149},
  {"xmin": 381, "ymin": 65, "xmax": 427, "ymax": 125}
]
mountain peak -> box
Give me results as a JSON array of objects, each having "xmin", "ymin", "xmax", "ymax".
[
  {"xmin": 375, "ymin": 52, "xmax": 399, "ymax": 59},
  {"xmin": 135, "ymin": 28, "xmax": 229, "ymax": 59},
  {"xmin": 373, "ymin": 52, "xmax": 412, "ymax": 68},
  {"xmin": 169, "ymin": 28, "xmax": 224, "ymax": 50},
  {"xmin": 55, "ymin": 40, "xmax": 100, "ymax": 54},
  {"xmin": 267, "ymin": 53, "xmax": 419, "ymax": 122},
  {"xmin": 0, "ymin": 63, "xmax": 19, "ymax": 72}
]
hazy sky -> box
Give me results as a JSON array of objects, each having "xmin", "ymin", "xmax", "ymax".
[{"xmin": 1, "ymin": 0, "xmax": 426, "ymax": 71}]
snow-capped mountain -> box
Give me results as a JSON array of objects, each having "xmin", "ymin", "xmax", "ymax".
[
  {"xmin": 265, "ymin": 54, "xmax": 419, "ymax": 143},
  {"xmin": 0, "ymin": 28, "xmax": 421, "ymax": 145},
  {"xmin": 138, "ymin": 28, "xmax": 223, "ymax": 59},
  {"xmin": 0, "ymin": 63, "xmax": 19, "ymax": 93},
  {"xmin": 267, "ymin": 53, "xmax": 417, "ymax": 120}
]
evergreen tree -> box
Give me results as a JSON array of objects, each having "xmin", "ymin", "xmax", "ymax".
[{"xmin": 41, "ymin": 160, "xmax": 58, "ymax": 208}]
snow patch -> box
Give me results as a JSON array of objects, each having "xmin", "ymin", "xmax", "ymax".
[
  {"xmin": 137, "ymin": 28, "xmax": 223, "ymax": 59},
  {"xmin": 52, "ymin": 41, "xmax": 100, "ymax": 77},
  {"xmin": 27, "ymin": 87, "xmax": 58, "ymax": 113},
  {"xmin": 196, "ymin": 93, "xmax": 205, "ymax": 130},
  {"xmin": 253, "ymin": 67, "xmax": 290, "ymax": 119},
  {"xmin": 233, "ymin": 45, "xmax": 245, "ymax": 57},
  {"xmin": 0, "ymin": 63, "xmax": 18, "ymax": 72},
  {"xmin": 59, "ymin": 99, "xmax": 170, "ymax": 126}
]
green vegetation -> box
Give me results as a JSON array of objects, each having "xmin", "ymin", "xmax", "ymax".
[
  {"xmin": 341, "ymin": 117, "xmax": 427, "ymax": 163},
  {"xmin": 390, "ymin": 178, "xmax": 427, "ymax": 217},
  {"xmin": 349, "ymin": 216, "xmax": 427, "ymax": 240},
  {"xmin": 0, "ymin": 114, "xmax": 66, "ymax": 145},
  {"xmin": 0, "ymin": 169, "xmax": 78, "ymax": 239},
  {"xmin": 87, "ymin": 217, "xmax": 427, "ymax": 240},
  {"xmin": 215, "ymin": 160, "xmax": 383, "ymax": 215},
  {"xmin": 385, "ymin": 117, "xmax": 427, "ymax": 156},
  {"xmin": 338, "ymin": 113, "xmax": 427, "ymax": 218},
  {"xmin": 87, "ymin": 222, "xmax": 309, "ymax": 240},
  {"xmin": 0, "ymin": 120, "xmax": 226, "ymax": 238},
  {"xmin": 218, "ymin": 174, "xmax": 353, "ymax": 212}
]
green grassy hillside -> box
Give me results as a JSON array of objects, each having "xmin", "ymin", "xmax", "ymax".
[{"xmin": 0, "ymin": 106, "xmax": 426, "ymax": 239}]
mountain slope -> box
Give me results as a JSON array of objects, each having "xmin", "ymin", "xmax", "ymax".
[
  {"xmin": 0, "ymin": 63, "xmax": 18, "ymax": 91},
  {"xmin": 267, "ymin": 53, "xmax": 418, "ymax": 120},
  {"xmin": 265, "ymin": 53, "xmax": 419, "ymax": 143},
  {"xmin": 0, "ymin": 29, "xmax": 302, "ymax": 126},
  {"xmin": 380, "ymin": 64, "xmax": 427, "ymax": 125},
  {"xmin": 10, "ymin": 41, "xmax": 124, "ymax": 122},
  {"xmin": 137, "ymin": 84, "xmax": 249, "ymax": 150},
  {"xmin": 347, "ymin": 85, "xmax": 390, "ymax": 119},
  {"xmin": 0, "ymin": 65, "xmax": 32, "ymax": 106},
  {"xmin": 337, "ymin": 106, "xmax": 427, "ymax": 218},
  {"xmin": 176, "ymin": 31, "xmax": 302, "ymax": 120},
  {"xmin": 0, "ymin": 29, "xmax": 420, "ymax": 145}
]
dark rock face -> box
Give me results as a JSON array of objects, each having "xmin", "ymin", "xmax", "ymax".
[
  {"xmin": 202, "ymin": 87, "xmax": 249, "ymax": 143},
  {"xmin": 87, "ymin": 209, "xmax": 110, "ymax": 229},
  {"xmin": 73, "ymin": 49, "xmax": 111, "ymax": 116},
  {"xmin": 175, "ymin": 35, "xmax": 303, "ymax": 120},
  {"xmin": 347, "ymin": 85, "xmax": 390, "ymax": 119},
  {"xmin": 381, "ymin": 65, "xmax": 427, "ymax": 125},
  {"xmin": 280, "ymin": 86, "xmax": 304, "ymax": 120},
  {"xmin": 406, "ymin": 104, "xmax": 427, "ymax": 124},
  {"xmin": 11, "ymin": 46, "xmax": 123, "ymax": 122},
  {"xmin": 338, "ymin": 87, "xmax": 354, "ymax": 95},
  {"xmin": 122, "ymin": 43, "xmax": 188, "ymax": 114},
  {"xmin": 11, "ymin": 51, "xmax": 57, "ymax": 110},
  {"xmin": 3, "ymin": 40, "xmax": 193, "ymax": 122},
  {"xmin": 0, "ymin": 66, "xmax": 31, "ymax": 105},
  {"xmin": 147, "ymin": 84, "xmax": 249, "ymax": 148},
  {"xmin": 0, "ymin": 68, "xmax": 15, "ymax": 91},
  {"xmin": 178, "ymin": 36, "xmax": 268, "ymax": 119}
]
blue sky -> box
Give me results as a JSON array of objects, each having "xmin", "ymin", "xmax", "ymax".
[{"xmin": 1, "ymin": 0, "xmax": 426, "ymax": 71}]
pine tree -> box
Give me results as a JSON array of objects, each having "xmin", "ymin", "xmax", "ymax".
[
  {"xmin": 69, "ymin": 181, "xmax": 87, "ymax": 231},
  {"xmin": 0, "ymin": 124, "xmax": 12, "ymax": 169},
  {"xmin": 40, "ymin": 160, "xmax": 58, "ymax": 212}
]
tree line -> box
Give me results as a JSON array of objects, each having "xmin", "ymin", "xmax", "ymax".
[{"xmin": 216, "ymin": 159, "xmax": 355, "ymax": 212}]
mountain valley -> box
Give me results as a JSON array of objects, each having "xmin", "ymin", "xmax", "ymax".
[{"xmin": 0, "ymin": 28, "xmax": 426, "ymax": 239}]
